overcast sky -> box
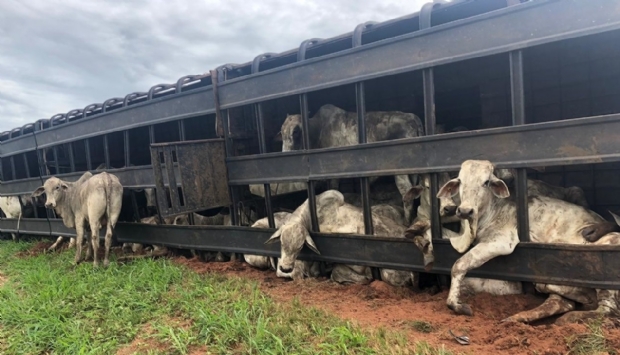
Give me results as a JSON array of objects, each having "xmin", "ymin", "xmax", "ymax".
[{"xmin": 0, "ymin": 0, "xmax": 428, "ymax": 132}]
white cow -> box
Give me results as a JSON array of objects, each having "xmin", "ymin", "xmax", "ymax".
[
  {"xmin": 247, "ymin": 214, "xmax": 331, "ymax": 281},
  {"xmin": 173, "ymin": 206, "xmax": 258, "ymax": 262},
  {"xmin": 265, "ymin": 190, "xmax": 418, "ymax": 287},
  {"xmin": 254, "ymin": 104, "xmax": 424, "ymax": 224},
  {"xmin": 423, "ymin": 160, "xmax": 619, "ymax": 323},
  {"xmin": 0, "ymin": 194, "xmax": 35, "ymax": 241},
  {"xmin": 32, "ymin": 172, "xmax": 123, "ymax": 267}
]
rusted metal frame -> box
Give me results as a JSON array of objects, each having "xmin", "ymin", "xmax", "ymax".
[
  {"xmin": 4, "ymin": 217, "xmax": 620, "ymax": 290},
  {"xmin": 420, "ymin": 2, "xmax": 442, "ymax": 241},
  {"xmin": 150, "ymin": 124, "xmax": 163, "ymax": 224},
  {"xmin": 510, "ymin": 50, "xmax": 530, "ymax": 242},
  {"xmin": 162, "ymin": 147, "xmax": 181, "ymax": 211},
  {"xmin": 252, "ymin": 54, "xmax": 277, "ymax": 229},
  {"xmin": 212, "ymin": 66, "xmax": 239, "ymax": 226},
  {"xmin": 298, "ymin": 38, "xmax": 322, "ymax": 233}
]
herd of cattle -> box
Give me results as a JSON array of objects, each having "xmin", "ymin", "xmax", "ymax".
[{"xmin": 1, "ymin": 103, "xmax": 620, "ymax": 325}]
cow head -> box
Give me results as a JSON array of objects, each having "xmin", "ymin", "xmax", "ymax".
[
  {"xmin": 264, "ymin": 220, "xmax": 320, "ymax": 278},
  {"xmin": 403, "ymin": 173, "xmax": 460, "ymax": 221},
  {"xmin": 438, "ymin": 160, "xmax": 510, "ymax": 241},
  {"xmin": 32, "ymin": 177, "xmax": 69, "ymax": 209},
  {"xmin": 275, "ymin": 114, "xmax": 304, "ymax": 152}
]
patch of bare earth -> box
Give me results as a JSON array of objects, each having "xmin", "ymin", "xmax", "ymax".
[
  {"xmin": 0, "ymin": 271, "xmax": 7, "ymax": 287},
  {"xmin": 16, "ymin": 241, "xmax": 54, "ymax": 257},
  {"xmin": 116, "ymin": 323, "xmax": 168, "ymax": 355},
  {"xmin": 174, "ymin": 257, "xmax": 620, "ymax": 355}
]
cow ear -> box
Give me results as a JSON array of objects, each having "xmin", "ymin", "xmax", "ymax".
[
  {"xmin": 265, "ymin": 229, "xmax": 282, "ymax": 245},
  {"xmin": 273, "ymin": 132, "xmax": 282, "ymax": 142},
  {"xmin": 305, "ymin": 234, "xmax": 320, "ymax": 255},
  {"xmin": 489, "ymin": 176, "xmax": 510, "ymax": 199},
  {"xmin": 437, "ymin": 178, "xmax": 460, "ymax": 199},
  {"xmin": 609, "ymin": 210, "xmax": 620, "ymax": 227},
  {"xmin": 60, "ymin": 183, "xmax": 69, "ymax": 191},
  {"xmin": 403, "ymin": 186, "xmax": 424, "ymax": 203},
  {"xmin": 32, "ymin": 187, "xmax": 45, "ymax": 198}
]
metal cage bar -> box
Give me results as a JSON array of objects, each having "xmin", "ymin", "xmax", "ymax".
[
  {"xmin": 103, "ymin": 135, "xmax": 111, "ymax": 169},
  {"xmin": 353, "ymin": 22, "xmax": 376, "ymax": 236},
  {"xmin": 298, "ymin": 38, "xmax": 322, "ymax": 233},
  {"xmin": 212, "ymin": 66, "xmax": 240, "ymax": 226},
  {"xmin": 85, "ymin": 139, "xmax": 92, "ymax": 171},
  {"xmin": 421, "ymin": 1, "xmax": 442, "ymax": 241},
  {"xmin": 509, "ymin": 50, "xmax": 530, "ymax": 242},
  {"xmin": 252, "ymin": 54, "xmax": 277, "ymax": 229},
  {"xmin": 22, "ymin": 154, "xmax": 30, "ymax": 178}
]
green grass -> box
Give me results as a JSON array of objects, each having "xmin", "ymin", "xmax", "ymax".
[
  {"xmin": 566, "ymin": 317, "xmax": 616, "ymax": 355},
  {"xmin": 0, "ymin": 240, "xmax": 457, "ymax": 355}
]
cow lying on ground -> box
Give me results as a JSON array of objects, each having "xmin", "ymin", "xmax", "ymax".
[
  {"xmin": 256, "ymin": 104, "xmax": 424, "ymax": 224},
  {"xmin": 32, "ymin": 171, "xmax": 123, "ymax": 267},
  {"xmin": 243, "ymin": 212, "xmax": 317, "ymax": 276},
  {"xmin": 173, "ymin": 206, "xmax": 257, "ymax": 262},
  {"xmin": 265, "ymin": 189, "xmax": 418, "ymax": 287},
  {"xmin": 415, "ymin": 159, "xmax": 620, "ymax": 323}
]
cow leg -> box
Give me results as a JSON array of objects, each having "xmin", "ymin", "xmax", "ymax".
[
  {"xmin": 48, "ymin": 236, "xmax": 65, "ymax": 251},
  {"xmin": 74, "ymin": 222, "xmax": 86, "ymax": 265},
  {"xmin": 68, "ymin": 237, "xmax": 76, "ymax": 249},
  {"xmin": 89, "ymin": 221, "xmax": 101, "ymax": 268},
  {"xmin": 395, "ymin": 174, "xmax": 414, "ymax": 224},
  {"xmin": 556, "ymin": 289, "xmax": 620, "ymax": 325},
  {"xmin": 103, "ymin": 222, "xmax": 113, "ymax": 267},
  {"xmin": 503, "ymin": 294, "xmax": 576, "ymax": 323},
  {"xmin": 447, "ymin": 239, "xmax": 517, "ymax": 316}
]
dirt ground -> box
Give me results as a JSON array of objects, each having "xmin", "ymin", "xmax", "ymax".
[
  {"xmin": 16, "ymin": 242, "xmax": 620, "ymax": 354},
  {"xmin": 174, "ymin": 257, "xmax": 620, "ymax": 355}
]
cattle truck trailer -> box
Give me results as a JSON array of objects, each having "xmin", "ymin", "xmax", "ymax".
[{"xmin": 1, "ymin": 0, "xmax": 620, "ymax": 289}]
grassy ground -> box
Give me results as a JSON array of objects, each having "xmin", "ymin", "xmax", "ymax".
[{"xmin": 0, "ymin": 240, "xmax": 457, "ymax": 355}]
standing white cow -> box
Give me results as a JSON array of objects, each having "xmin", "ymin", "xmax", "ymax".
[
  {"xmin": 32, "ymin": 172, "xmax": 123, "ymax": 267},
  {"xmin": 0, "ymin": 194, "xmax": 35, "ymax": 241},
  {"xmin": 422, "ymin": 159, "xmax": 619, "ymax": 323},
  {"xmin": 253, "ymin": 104, "xmax": 424, "ymax": 224},
  {"xmin": 265, "ymin": 189, "xmax": 418, "ymax": 287}
]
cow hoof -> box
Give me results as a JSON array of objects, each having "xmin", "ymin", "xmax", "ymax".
[
  {"xmin": 448, "ymin": 302, "xmax": 473, "ymax": 316},
  {"xmin": 103, "ymin": 260, "xmax": 110, "ymax": 268}
]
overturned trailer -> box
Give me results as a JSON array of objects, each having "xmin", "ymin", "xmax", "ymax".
[{"xmin": 1, "ymin": 0, "xmax": 620, "ymax": 289}]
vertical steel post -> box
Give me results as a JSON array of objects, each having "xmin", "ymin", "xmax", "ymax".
[
  {"xmin": 252, "ymin": 54, "xmax": 276, "ymax": 229},
  {"xmin": 0, "ymin": 157, "xmax": 4, "ymax": 181},
  {"xmin": 353, "ymin": 22, "xmax": 376, "ymax": 236},
  {"xmin": 22, "ymin": 154, "xmax": 31, "ymax": 178},
  {"xmin": 298, "ymin": 39, "xmax": 322, "ymax": 233},
  {"xmin": 85, "ymin": 140, "xmax": 92, "ymax": 171},
  {"xmin": 103, "ymin": 135, "xmax": 111, "ymax": 169},
  {"xmin": 9, "ymin": 156, "xmax": 16, "ymax": 180},
  {"xmin": 510, "ymin": 50, "xmax": 530, "ymax": 242},
  {"xmin": 124, "ymin": 131, "xmax": 131, "ymax": 167},
  {"xmin": 68, "ymin": 144, "xmax": 75, "ymax": 172},
  {"xmin": 52, "ymin": 147, "xmax": 60, "ymax": 175},
  {"xmin": 212, "ymin": 66, "xmax": 239, "ymax": 226},
  {"xmin": 421, "ymin": 2, "xmax": 442, "ymax": 241}
]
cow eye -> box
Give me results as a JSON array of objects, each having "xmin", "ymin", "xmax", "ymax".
[
  {"xmin": 483, "ymin": 180, "xmax": 490, "ymax": 187},
  {"xmin": 292, "ymin": 127, "xmax": 301, "ymax": 138},
  {"xmin": 55, "ymin": 186, "xmax": 60, "ymax": 190}
]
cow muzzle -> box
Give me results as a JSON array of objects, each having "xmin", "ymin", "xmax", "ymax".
[
  {"xmin": 45, "ymin": 202, "xmax": 55, "ymax": 208},
  {"xmin": 456, "ymin": 206, "xmax": 474, "ymax": 219},
  {"xmin": 442, "ymin": 205, "xmax": 457, "ymax": 217}
]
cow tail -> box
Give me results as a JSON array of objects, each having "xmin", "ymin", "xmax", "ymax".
[{"xmin": 104, "ymin": 173, "xmax": 112, "ymax": 228}]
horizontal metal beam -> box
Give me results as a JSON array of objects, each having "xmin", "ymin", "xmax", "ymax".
[
  {"xmin": 227, "ymin": 113, "xmax": 620, "ymax": 184},
  {"xmin": 2, "ymin": 218, "xmax": 620, "ymax": 290},
  {"xmin": 217, "ymin": 0, "xmax": 620, "ymax": 109},
  {"xmin": 0, "ymin": 87, "xmax": 215, "ymax": 157},
  {"xmin": 0, "ymin": 165, "xmax": 181, "ymax": 195}
]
